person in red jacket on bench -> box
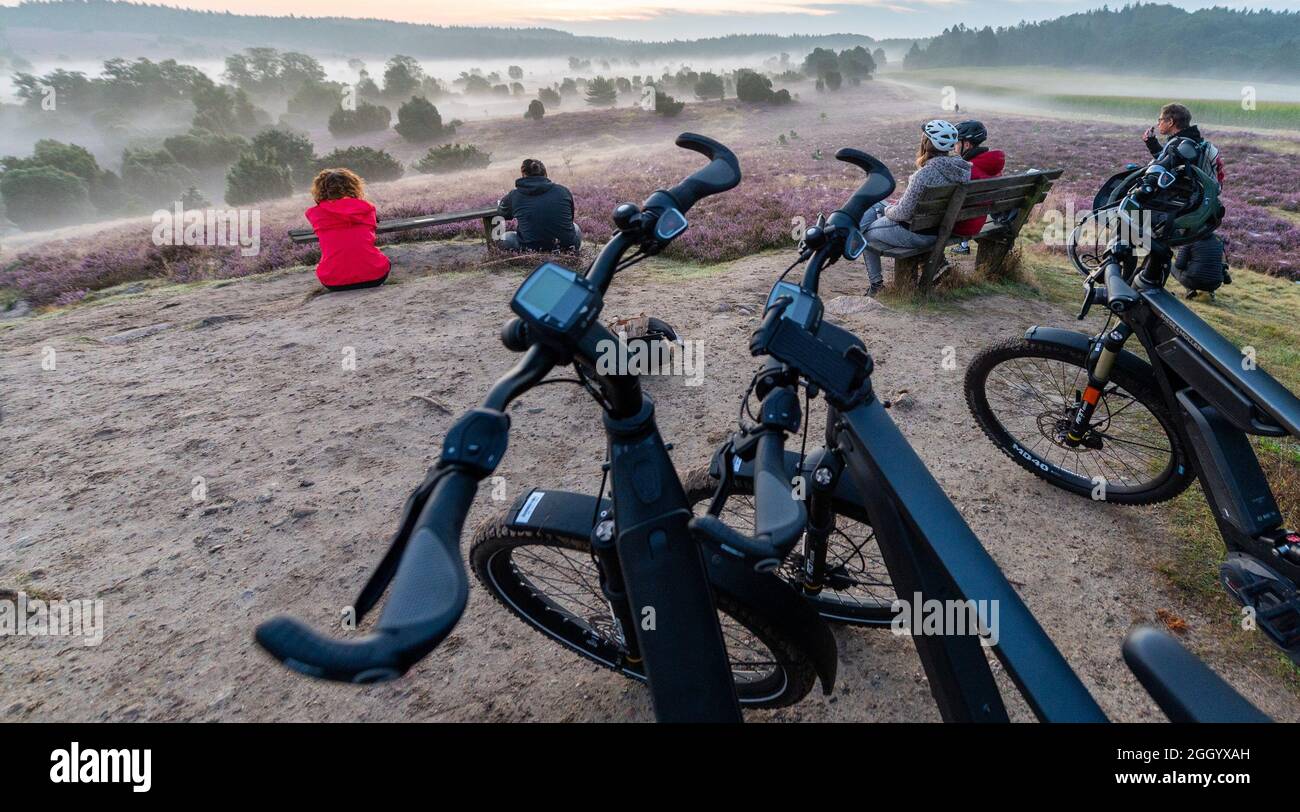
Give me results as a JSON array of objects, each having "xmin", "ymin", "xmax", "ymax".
[
  {"xmin": 951, "ymin": 121, "xmax": 1005, "ymax": 255},
  {"xmin": 305, "ymin": 168, "xmax": 391, "ymax": 291}
]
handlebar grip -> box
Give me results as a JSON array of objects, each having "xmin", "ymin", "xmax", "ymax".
[
  {"xmin": 689, "ymin": 432, "xmax": 806, "ymax": 570},
  {"xmin": 1104, "ymin": 260, "xmax": 1138, "ymax": 313},
  {"xmin": 834, "ymin": 148, "xmax": 897, "ymax": 225},
  {"xmin": 663, "ymin": 132, "xmax": 741, "ymax": 213},
  {"xmin": 254, "ymin": 470, "xmax": 476, "ymax": 683}
]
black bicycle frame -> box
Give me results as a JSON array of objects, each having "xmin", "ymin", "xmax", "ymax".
[{"xmin": 1100, "ymin": 253, "xmax": 1300, "ymax": 582}]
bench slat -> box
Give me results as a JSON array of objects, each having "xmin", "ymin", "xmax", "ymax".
[
  {"xmin": 916, "ymin": 169, "xmax": 1063, "ymax": 201},
  {"xmin": 288, "ymin": 206, "xmax": 499, "ymax": 244},
  {"xmin": 909, "ymin": 195, "xmax": 1044, "ymax": 231},
  {"xmin": 912, "ymin": 184, "xmax": 1048, "ymax": 216}
]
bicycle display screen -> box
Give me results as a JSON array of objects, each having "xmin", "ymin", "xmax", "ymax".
[
  {"xmin": 655, "ymin": 208, "xmax": 689, "ymax": 240},
  {"xmin": 511, "ymin": 262, "xmax": 601, "ymax": 339},
  {"xmin": 765, "ymin": 280, "xmax": 821, "ymax": 330}
]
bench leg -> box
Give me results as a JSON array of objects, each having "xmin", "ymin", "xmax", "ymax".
[
  {"xmin": 892, "ymin": 256, "xmax": 923, "ymax": 293},
  {"xmin": 973, "ymin": 237, "xmax": 1013, "ymax": 278},
  {"xmin": 481, "ymin": 216, "xmax": 496, "ymax": 247}
]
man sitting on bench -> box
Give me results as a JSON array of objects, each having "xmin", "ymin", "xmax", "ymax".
[
  {"xmin": 495, "ymin": 158, "xmax": 582, "ymax": 253},
  {"xmin": 951, "ymin": 120, "xmax": 1005, "ymax": 255}
]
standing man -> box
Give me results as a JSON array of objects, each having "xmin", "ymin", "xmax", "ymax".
[{"xmin": 1143, "ymin": 103, "xmax": 1230, "ymax": 297}]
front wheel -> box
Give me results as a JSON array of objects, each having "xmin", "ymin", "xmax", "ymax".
[
  {"xmin": 964, "ymin": 337, "xmax": 1192, "ymax": 505},
  {"xmin": 469, "ymin": 512, "xmax": 818, "ymax": 709}
]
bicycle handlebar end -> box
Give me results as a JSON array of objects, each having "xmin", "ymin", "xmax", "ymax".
[
  {"xmin": 1104, "ymin": 260, "xmax": 1139, "ymax": 313},
  {"xmin": 662, "ymin": 133, "xmax": 741, "ymax": 213}
]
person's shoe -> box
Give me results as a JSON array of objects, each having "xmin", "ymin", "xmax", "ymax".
[
  {"xmin": 951, "ymin": 242, "xmax": 971, "ymax": 255},
  {"xmin": 867, "ymin": 282, "xmax": 883, "ymax": 298}
]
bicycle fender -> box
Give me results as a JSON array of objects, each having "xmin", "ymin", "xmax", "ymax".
[
  {"xmin": 1023, "ymin": 325, "xmax": 1154, "ymax": 381},
  {"xmin": 504, "ymin": 487, "xmax": 839, "ymax": 694}
]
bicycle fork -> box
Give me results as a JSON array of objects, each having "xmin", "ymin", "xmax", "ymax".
[{"xmin": 1062, "ymin": 322, "xmax": 1133, "ymax": 448}]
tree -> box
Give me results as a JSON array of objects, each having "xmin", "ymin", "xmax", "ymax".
[
  {"xmin": 249, "ymin": 128, "xmax": 316, "ymax": 187},
  {"xmin": 837, "ymin": 46, "xmax": 876, "ymax": 80},
  {"xmin": 525, "ymin": 99, "xmax": 545, "ymax": 121},
  {"xmin": 394, "ymin": 96, "xmax": 445, "ymax": 142},
  {"xmin": 121, "ymin": 148, "xmax": 197, "ymax": 209},
  {"xmin": 382, "ymin": 55, "xmax": 423, "ymax": 99},
  {"xmin": 508, "ymin": 65, "xmax": 523, "ymax": 80},
  {"xmin": 735, "ymin": 70, "xmax": 789, "ymax": 104},
  {"xmin": 802, "ymin": 47, "xmax": 839, "ymax": 79},
  {"xmin": 585, "ymin": 76, "xmax": 618, "ymax": 107},
  {"xmin": 539, "ymin": 87, "xmax": 561, "ymax": 106},
  {"xmin": 163, "ymin": 129, "xmax": 248, "ymax": 170},
  {"xmin": 872, "ymin": 48, "xmax": 887, "ymax": 67},
  {"xmin": 694, "ymin": 72, "xmax": 725, "ymax": 100},
  {"xmin": 286, "ymin": 80, "xmax": 347, "ymax": 118},
  {"xmin": 224, "ymin": 154, "xmax": 293, "ymax": 205},
  {"xmin": 0, "ymin": 166, "xmax": 93, "ymax": 229},
  {"xmin": 328, "ymin": 102, "xmax": 392, "ymax": 136},
  {"xmin": 823, "ymin": 70, "xmax": 843, "ymax": 91},
  {"xmin": 315, "ymin": 147, "xmax": 403, "ymax": 182}
]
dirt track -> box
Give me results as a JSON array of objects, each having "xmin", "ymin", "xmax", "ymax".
[{"xmin": 3, "ymin": 245, "xmax": 1298, "ymax": 722}]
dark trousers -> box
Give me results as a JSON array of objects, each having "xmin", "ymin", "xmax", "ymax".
[{"xmin": 323, "ymin": 272, "xmax": 389, "ymax": 292}]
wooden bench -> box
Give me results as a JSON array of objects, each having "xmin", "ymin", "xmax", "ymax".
[
  {"xmin": 879, "ymin": 169, "xmax": 1062, "ymax": 291},
  {"xmin": 288, "ymin": 206, "xmax": 499, "ymax": 245}
]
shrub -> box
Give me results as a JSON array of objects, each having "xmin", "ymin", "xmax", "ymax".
[
  {"xmin": 585, "ymin": 76, "xmax": 618, "ymax": 107},
  {"xmin": 316, "ymin": 146, "xmax": 403, "ymax": 182},
  {"xmin": 121, "ymin": 148, "xmax": 198, "ymax": 209},
  {"xmin": 736, "ymin": 70, "xmax": 790, "ymax": 104},
  {"xmin": 694, "ymin": 72, "xmax": 725, "ymax": 101},
  {"xmin": 413, "ymin": 143, "xmax": 492, "ymax": 174},
  {"xmin": 508, "ymin": 65, "xmax": 523, "ymax": 80},
  {"xmin": 525, "ymin": 99, "xmax": 545, "ymax": 121},
  {"xmin": 394, "ymin": 96, "xmax": 445, "ymax": 142},
  {"xmin": 327, "ymin": 102, "xmax": 392, "ymax": 137},
  {"xmin": 286, "ymin": 80, "xmax": 347, "ymax": 118},
  {"xmin": 0, "ymin": 166, "xmax": 93, "ymax": 229},
  {"xmin": 249, "ymin": 128, "xmax": 316, "ymax": 187},
  {"xmin": 163, "ymin": 129, "xmax": 248, "ymax": 170},
  {"xmin": 655, "ymin": 91, "xmax": 685, "ymax": 117},
  {"xmin": 224, "ymin": 153, "xmax": 293, "ymax": 205},
  {"xmin": 539, "ymin": 87, "xmax": 561, "ymax": 106}
]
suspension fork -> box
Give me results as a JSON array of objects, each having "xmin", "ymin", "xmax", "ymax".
[
  {"xmin": 1063, "ymin": 321, "xmax": 1133, "ymax": 446},
  {"xmin": 800, "ymin": 449, "xmax": 842, "ymax": 593}
]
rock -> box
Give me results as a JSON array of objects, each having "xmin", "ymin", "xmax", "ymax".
[
  {"xmin": 188, "ymin": 314, "xmax": 246, "ymax": 329},
  {"xmin": 99, "ymin": 322, "xmax": 174, "ymax": 345},
  {"xmin": 0, "ymin": 299, "xmax": 32, "ymax": 320},
  {"xmin": 824, "ymin": 295, "xmax": 887, "ymax": 317},
  {"xmin": 291, "ymin": 507, "xmax": 317, "ymax": 520}
]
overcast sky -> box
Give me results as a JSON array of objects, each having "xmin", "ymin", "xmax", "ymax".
[{"xmin": 8, "ymin": 0, "xmax": 1300, "ymax": 39}]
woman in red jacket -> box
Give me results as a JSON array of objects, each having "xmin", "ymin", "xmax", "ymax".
[
  {"xmin": 304, "ymin": 168, "xmax": 391, "ymax": 291},
  {"xmin": 952, "ymin": 121, "xmax": 1006, "ymax": 254}
]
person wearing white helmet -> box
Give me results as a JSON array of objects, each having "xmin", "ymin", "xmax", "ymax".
[{"xmin": 859, "ymin": 119, "xmax": 970, "ymax": 295}]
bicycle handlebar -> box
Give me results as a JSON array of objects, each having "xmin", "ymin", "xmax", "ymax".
[
  {"xmin": 255, "ymin": 469, "xmax": 477, "ymax": 683},
  {"xmin": 832, "ymin": 148, "xmax": 897, "ymax": 225},
  {"xmin": 661, "ymin": 133, "xmax": 742, "ymax": 213},
  {"xmin": 1104, "ymin": 258, "xmax": 1138, "ymax": 313}
]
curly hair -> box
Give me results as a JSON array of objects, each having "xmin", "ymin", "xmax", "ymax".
[{"xmin": 311, "ymin": 168, "xmax": 366, "ymax": 203}]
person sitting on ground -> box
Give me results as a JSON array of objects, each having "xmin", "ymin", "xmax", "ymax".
[
  {"xmin": 950, "ymin": 120, "xmax": 1005, "ymax": 255},
  {"xmin": 495, "ymin": 158, "xmax": 582, "ymax": 252},
  {"xmin": 859, "ymin": 120, "xmax": 971, "ymax": 296},
  {"xmin": 304, "ymin": 168, "xmax": 391, "ymax": 291}
]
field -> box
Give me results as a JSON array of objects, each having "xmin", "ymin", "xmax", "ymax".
[{"xmin": 7, "ymin": 77, "xmax": 1300, "ymax": 720}]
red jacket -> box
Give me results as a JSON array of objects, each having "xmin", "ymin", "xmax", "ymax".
[
  {"xmin": 954, "ymin": 149, "xmax": 1006, "ymax": 238},
  {"xmin": 305, "ymin": 197, "xmax": 391, "ymax": 287}
]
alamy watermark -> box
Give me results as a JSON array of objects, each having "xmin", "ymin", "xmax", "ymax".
[
  {"xmin": 152, "ymin": 202, "xmax": 261, "ymax": 257},
  {"xmin": 1, "ymin": 591, "xmax": 104, "ymax": 647},
  {"xmin": 595, "ymin": 334, "xmax": 705, "ymax": 385},
  {"xmin": 890, "ymin": 592, "xmax": 1000, "ymax": 646}
]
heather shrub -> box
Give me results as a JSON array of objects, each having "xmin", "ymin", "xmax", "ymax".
[
  {"xmin": 328, "ymin": 102, "xmax": 392, "ymax": 137},
  {"xmin": 316, "ymin": 146, "xmax": 404, "ymax": 182},
  {"xmin": 224, "ymin": 154, "xmax": 293, "ymax": 205},
  {"xmin": 413, "ymin": 144, "xmax": 491, "ymax": 174},
  {"xmin": 655, "ymin": 91, "xmax": 685, "ymax": 117},
  {"xmin": 394, "ymin": 96, "xmax": 446, "ymax": 142},
  {"xmin": 694, "ymin": 72, "xmax": 725, "ymax": 101},
  {"xmin": 525, "ymin": 100, "xmax": 545, "ymax": 121},
  {"xmin": 0, "ymin": 166, "xmax": 94, "ymax": 229},
  {"xmin": 539, "ymin": 87, "xmax": 561, "ymax": 107}
]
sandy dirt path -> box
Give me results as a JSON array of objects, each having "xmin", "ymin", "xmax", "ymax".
[{"xmin": 3, "ymin": 245, "xmax": 1298, "ymax": 722}]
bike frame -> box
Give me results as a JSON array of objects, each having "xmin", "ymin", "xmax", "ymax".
[{"xmin": 1074, "ymin": 248, "xmax": 1300, "ymax": 583}]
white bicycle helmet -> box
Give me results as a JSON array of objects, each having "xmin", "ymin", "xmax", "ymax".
[{"xmin": 922, "ymin": 119, "xmax": 959, "ymax": 152}]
